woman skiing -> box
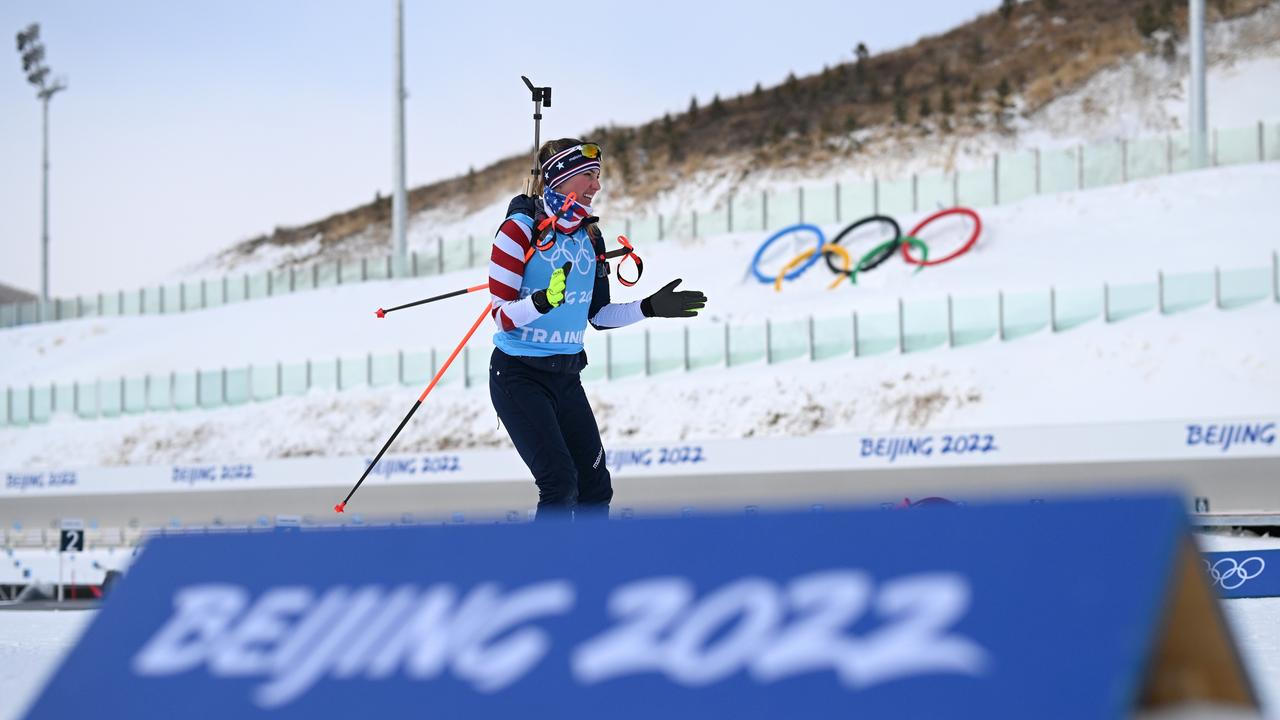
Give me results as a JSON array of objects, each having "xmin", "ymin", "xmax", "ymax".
[{"xmin": 487, "ymin": 138, "xmax": 707, "ymax": 519}]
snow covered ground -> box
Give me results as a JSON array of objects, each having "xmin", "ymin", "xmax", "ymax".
[{"xmin": 2, "ymin": 164, "xmax": 1278, "ymax": 469}]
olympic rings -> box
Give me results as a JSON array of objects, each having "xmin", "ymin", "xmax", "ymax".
[
  {"xmin": 850, "ymin": 236, "xmax": 930, "ymax": 285},
  {"xmin": 750, "ymin": 224, "xmax": 826, "ymax": 284},
  {"xmin": 901, "ymin": 207, "xmax": 982, "ymax": 266},
  {"xmin": 824, "ymin": 214, "xmax": 902, "ymax": 276},
  {"xmin": 775, "ymin": 244, "xmax": 852, "ymax": 292}
]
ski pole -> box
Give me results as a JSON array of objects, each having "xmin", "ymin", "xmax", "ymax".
[
  {"xmin": 336, "ymin": 300, "xmax": 490, "ymax": 513},
  {"xmin": 376, "ymin": 283, "xmax": 487, "ymax": 318}
]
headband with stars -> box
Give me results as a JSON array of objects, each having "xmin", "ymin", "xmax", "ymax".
[{"xmin": 541, "ymin": 144, "xmax": 601, "ymax": 189}]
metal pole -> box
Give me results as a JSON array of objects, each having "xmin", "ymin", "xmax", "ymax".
[
  {"xmin": 1189, "ymin": 0, "xmax": 1208, "ymax": 169},
  {"xmin": 391, "ymin": 0, "xmax": 409, "ymax": 271},
  {"xmin": 41, "ymin": 95, "xmax": 50, "ymax": 304}
]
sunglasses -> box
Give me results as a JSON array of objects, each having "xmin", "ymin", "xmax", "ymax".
[{"xmin": 578, "ymin": 143, "xmax": 601, "ymax": 159}]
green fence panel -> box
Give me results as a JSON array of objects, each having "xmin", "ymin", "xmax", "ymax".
[
  {"xmin": 1082, "ymin": 141, "xmax": 1123, "ymax": 189},
  {"xmin": 812, "ymin": 314, "xmax": 854, "ymax": 360},
  {"xmin": 917, "ymin": 172, "xmax": 953, "ymax": 212},
  {"xmin": 804, "ymin": 184, "xmax": 839, "ymax": 225},
  {"xmin": 902, "ymin": 298, "xmax": 949, "ymax": 352},
  {"xmin": 730, "ymin": 193, "xmax": 765, "ymax": 234},
  {"xmin": 400, "ymin": 352, "xmax": 433, "ymax": 386},
  {"xmin": 606, "ymin": 332, "xmax": 646, "ymax": 379},
  {"xmin": 161, "ymin": 284, "xmax": 182, "ymax": 314},
  {"xmin": 173, "ymin": 372, "xmax": 198, "ymax": 411},
  {"xmin": 149, "ymin": 374, "xmax": 173, "ymax": 412},
  {"xmin": 316, "ymin": 261, "xmax": 340, "ymax": 288},
  {"xmin": 1266, "ymin": 122, "xmax": 1280, "ymax": 162},
  {"xmin": 281, "ymin": 363, "xmax": 309, "ymax": 396},
  {"xmin": 727, "ymin": 321, "xmax": 767, "ymax": 367},
  {"xmin": 665, "ymin": 211, "xmax": 695, "ymax": 242},
  {"xmin": 101, "ymin": 292, "xmax": 122, "ymax": 317},
  {"xmin": 950, "ymin": 294, "xmax": 999, "ymax": 346},
  {"xmin": 769, "ymin": 188, "xmax": 803, "ymax": 229},
  {"xmin": 687, "ymin": 324, "xmax": 725, "ymax": 371},
  {"xmin": 0, "ymin": 388, "xmax": 8, "ymax": 426},
  {"xmin": 0, "ymin": 304, "xmax": 17, "ymax": 327},
  {"xmin": 997, "ymin": 151, "xmax": 1037, "ymax": 205},
  {"xmin": 18, "ymin": 301, "xmax": 40, "ymax": 324},
  {"xmin": 74, "ymin": 381, "xmax": 98, "ymax": 419},
  {"xmin": 1161, "ymin": 271, "xmax": 1213, "ymax": 314},
  {"xmin": 221, "ymin": 276, "xmax": 243, "ymax": 304},
  {"xmin": 1218, "ymin": 267, "xmax": 1272, "ymax": 309},
  {"xmin": 370, "ymin": 354, "xmax": 398, "ymax": 388},
  {"xmin": 1215, "ymin": 126, "xmax": 1262, "ymax": 167},
  {"xmin": 339, "ymin": 356, "xmax": 368, "ymax": 390},
  {"xmin": 270, "ymin": 268, "xmax": 293, "ymax": 296},
  {"xmin": 197, "ymin": 371, "xmax": 224, "ymax": 409},
  {"xmin": 100, "ymin": 379, "xmax": 123, "ymax": 418},
  {"xmin": 10, "ymin": 388, "xmax": 31, "ymax": 426},
  {"xmin": 698, "ymin": 206, "xmax": 732, "ymax": 238},
  {"xmin": 225, "ymin": 368, "xmax": 251, "ymax": 406},
  {"xmin": 1002, "ymin": 291, "xmax": 1050, "ymax": 340},
  {"xmin": 580, "ymin": 334, "xmax": 607, "ymax": 382},
  {"xmin": 1170, "ymin": 133, "xmax": 1194, "ymax": 173},
  {"xmin": 1106, "ymin": 282, "xmax": 1156, "ymax": 322},
  {"xmin": 56, "ymin": 297, "xmax": 78, "ymax": 320},
  {"xmin": 79, "ymin": 295, "xmax": 100, "ymax": 318},
  {"xmin": 766, "ymin": 318, "xmax": 809, "ymax": 363},
  {"xmin": 251, "ymin": 364, "xmax": 280, "ymax": 401},
  {"xmin": 956, "ymin": 166, "xmax": 995, "ymax": 208},
  {"xmin": 306, "ymin": 359, "xmax": 336, "ymax": 392},
  {"xmin": 465, "ymin": 344, "xmax": 493, "ymax": 387},
  {"xmin": 247, "ymin": 271, "xmax": 271, "ymax": 300},
  {"xmin": 30, "ymin": 386, "xmax": 52, "ymax": 424},
  {"xmin": 1126, "ymin": 137, "xmax": 1169, "ymax": 181},
  {"xmin": 444, "ymin": 237, "xmax": 473, "ymax": 273},
  {"xmin": 838, "ymin": 179, "xmax": 876, "ymax": 222},
  {"xmin": 124, "ymin": 377, "xmax": 148, "ymax": 414},
  {"xmin": 181, "ymin": 281, "xmax": 203, "ymax": 311},
  {"xmin": 292, "ymin": 265, "xmax": 315, "ymax": 292},
  {"xmin": 647, "ymin": 328, "xmax": 685, "ymax": 375},
  {"xmin": 203, "ymin": 278, "xmax": 225, "ymax": 309},
  {"xmin": 878, "ymin": 177, "xmax": 914, "ymax": 216},
  {"xmin": 855, "ymin": 310, "xmax": 899, "ymax": 356},
  {"xmin": 1053, "ymin": 286, "xmax": 1102, "ymax": 331},
  {"xmin": 53, "ymin": 383, "xmax": 75, "ymax": 415}
]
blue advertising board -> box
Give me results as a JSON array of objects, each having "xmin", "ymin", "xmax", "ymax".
[
  {"xmin": 1202, "ymin": 549, "xmax": 1280, "ymax": 599},
  {"xmin": 25, "ymin": 493, "xmax": 1254, "ymax": 719}
]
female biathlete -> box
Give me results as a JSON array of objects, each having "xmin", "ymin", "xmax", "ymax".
[{"xmin": 487, "ymin": 138, "xmax": 707, "ymax": 519}]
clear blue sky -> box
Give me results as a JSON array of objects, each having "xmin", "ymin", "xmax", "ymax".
[{"xmin": 0, "ymin": 0, "xmax": 999, "ymax": 296}]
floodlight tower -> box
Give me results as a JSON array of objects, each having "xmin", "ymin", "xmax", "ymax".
[{"xmin": 15, "ymin": 22, "xmax": 67, "ymax": 306}]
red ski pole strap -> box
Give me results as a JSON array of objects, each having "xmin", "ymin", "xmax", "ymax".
[{"xmin": 607, "ymin": 235, "xmax": 643, "ymax": 287}]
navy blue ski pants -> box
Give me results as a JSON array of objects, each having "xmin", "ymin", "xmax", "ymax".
[{"xmin": 489, "ymin": 349, "xmax": 612, "ymax": 520}]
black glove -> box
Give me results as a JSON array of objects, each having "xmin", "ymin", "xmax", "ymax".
[
  {"xmin": 531, "ymin": 262, "xmax": 572, "ymax": 314},
  {"xmin": 641, "ymin": 279, "xmax": 707, "ymax": 318}
]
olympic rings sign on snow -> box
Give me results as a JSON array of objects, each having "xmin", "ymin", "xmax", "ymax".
[{"xmin": 753, "ymin": 208, "xmax": 981, "ymax": 292}]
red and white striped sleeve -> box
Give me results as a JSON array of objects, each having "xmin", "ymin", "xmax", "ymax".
[{"xmin": 488, "ymin": 216, "xmax": 544, "ymax": 331}]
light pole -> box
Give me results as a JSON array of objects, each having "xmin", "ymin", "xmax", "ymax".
[
  {"xmin": 391, "ymin": 0, "xmax": 408, "ymax": 273},
  {"xmin": 15, "ymin": 23, "xmax": 67, "ymax": 308},
  {"xmin": 1188, "ymin": 0, "xmax": 1207, "ymax": 169}
]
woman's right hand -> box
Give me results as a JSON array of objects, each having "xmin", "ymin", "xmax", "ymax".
[{"xmin": 532, "ymin": 262, "xmax": 572, "ymax": 314}]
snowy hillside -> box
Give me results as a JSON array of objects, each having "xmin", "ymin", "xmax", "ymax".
[
  {"xmin": 179, "ymin": 3, "xmax": 1280, "ymax": 280},
  {"xmin": 1, "ymin": 164, "xmax": 1277, "ymax": 470}
]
